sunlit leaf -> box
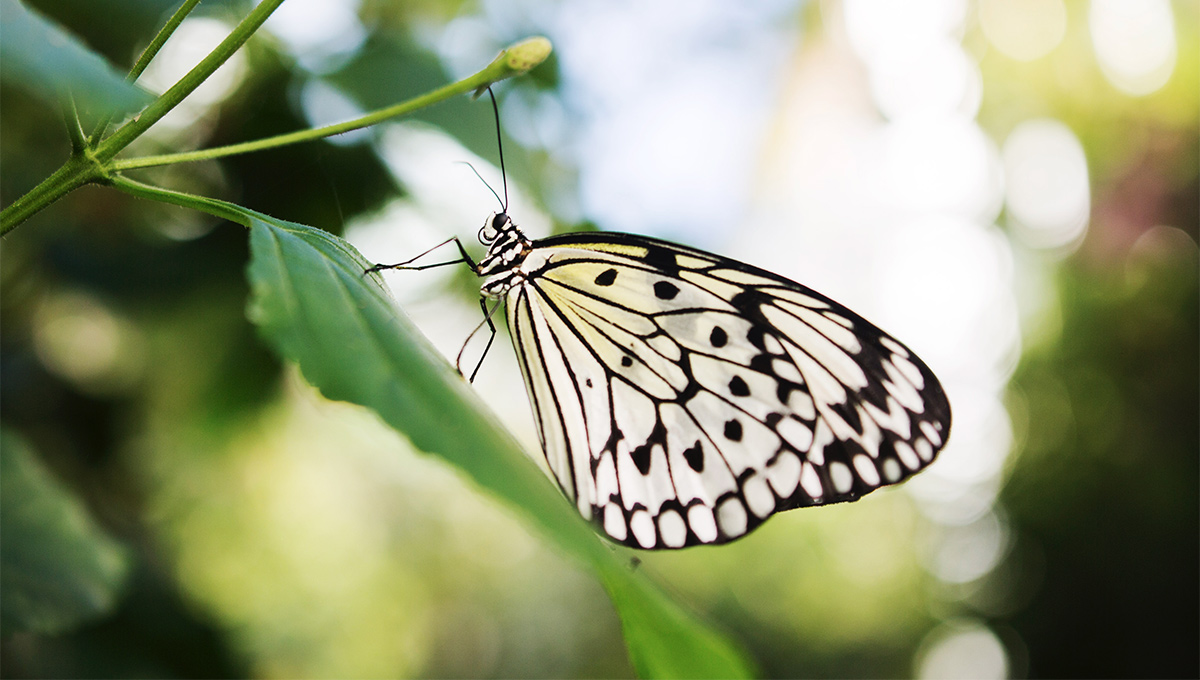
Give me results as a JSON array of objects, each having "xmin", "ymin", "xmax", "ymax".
[
  {"xmin": 0, "ymin": 0, "xmax": 151, "ymax": 116},
  {"xmin": 0, "ymin": 430, "xmax": 129, "ymax": 635},
  {"xmin": 239, "ymin": 209, "xmax": 755, "ymax": 679}
]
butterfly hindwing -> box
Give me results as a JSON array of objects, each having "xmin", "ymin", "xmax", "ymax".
[{"xmin": 504, "ymin": 232, "xmax": 951, "ymax": 549}]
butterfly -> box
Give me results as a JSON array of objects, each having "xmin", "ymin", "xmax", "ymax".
[
  {"xmin": 369, "ymin": 209, "xmax": 951, "ymax": 549},
  {"xmin": 367, "ymin": 90, "xmax": 950, "ymax": 549}
]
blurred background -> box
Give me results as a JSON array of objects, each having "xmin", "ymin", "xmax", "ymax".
[{"xmin": 1, "ymin": 0, "xmax": 1196, "ymax": 677}]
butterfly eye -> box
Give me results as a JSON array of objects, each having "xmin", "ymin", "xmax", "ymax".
[
  {"xmin": 479, "ymin": 212, "xmax": 512, "ymax": 245},
  {"xmin": 479, "ymin": 213, "xmax": 500, "ymax": 244}
]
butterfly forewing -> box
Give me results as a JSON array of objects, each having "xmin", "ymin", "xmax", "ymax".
[{"xmin": 499, "ymin": 231, "xmax": 950, "ymax": 549}]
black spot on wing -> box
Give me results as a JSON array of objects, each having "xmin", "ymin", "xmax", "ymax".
[
  {"xmin": 749, "ymin": 354, "xmax": 773, "ymax": 373},
  {"xmin": 746, "ymin": 325, "xmax": 767, "ymax": 350},
  {"xmin": 729, "ymin": 290, "xmax": 763, "ymax": 315},
  {"xmin": 594, "ymin": 268, "xmax": 618, "ymax": 286},
  {"xmin": 683, "ymin": 441, "xmax": 704, "ymax": 472},
  {"xmin": 653, "ymin": 281, "xmax": 680, "ymax": 300},
  {"xmin": 724, "ymin": 419, "xmax": 743, "ymax": 442},
  {"xmin": 630, "ymin": 421, "xmax": 668, "ymax": 475},
  {"xmin": 631, "ymin": 441, "xmax": 652, "ymax": 474},
  {"xmin": 643, "ymin": 245, "xmax": 681, "ymax": 274},
  {"xmin": 710, "ymin": 326, "xmax": 728, "ymax": 347},
  {"xmin": 729, "ymin": 375, "xmax": 750, "ymax": 397}
]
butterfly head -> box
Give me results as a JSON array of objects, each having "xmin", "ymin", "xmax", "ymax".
[
  {"xmin": 479, "ymin": 211, "xmax": 530, "ymax": 252},
  {"xmin": 479, "ymin": 212, "xmax": 516, "ymax": 246},
  {"xmin": 477, "ymin": 212, "xmax": 533, "ymax": 296}
]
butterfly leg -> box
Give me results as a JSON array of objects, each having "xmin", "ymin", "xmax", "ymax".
[
  {"xmin": 364, "ymin": 237, "xmax": 478, "ymax": 276},
  {"xmin": 457, "ymin": 298, "xmax": 503, "ymax": 383}
]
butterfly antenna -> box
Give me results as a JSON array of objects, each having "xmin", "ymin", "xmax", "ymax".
[
  {"xmin": 457, "ymin": 161, "xmax": 504, "ymax": 210},
  {"xmin": 486, "ymin": 86, "xmax": 509, "ymax": 211}
]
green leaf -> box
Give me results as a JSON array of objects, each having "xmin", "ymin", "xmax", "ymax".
[
  {"xmin": 0, "ymin": 0, "xmax": 152, "ymax": 117},
  {"xmin": 237, "ymin": 209, "xmax": 755, "ymax": 678},
  {"xmin": 0, "ymin": 430, "xmax": 130, "ymax": 635}
]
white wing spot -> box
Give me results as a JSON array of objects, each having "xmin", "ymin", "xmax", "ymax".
[
  {"xmin": 883, "ymin": 458, "xmax": 903, "ymax": 482},
  {"xmin": 743, "ymin": 473, "xmax": 775, "ymax": 519},
  {"xmin": 830, "ymin": 461, "xmax": 854, "ymax": 494},
  {"xmin": 762, "ymin": 333, "xmax": 784, "ymax": 355},
  {"xmin": 895, "ymin": 441, "xmax": 921, "ymax": 470},
  {"xmin": 890, "ymin": 353, "xmax": 925, "ymax": 390},
  {"xmin": 825, "ymin": 312, "xmax": 855, "ymax": 329},
  {"xmin": 864, "ymin": 396, "xmax": 913, "ymax": 442},
  {"xmin": 687, "ymin": 504, "xmax": 719, "ymax": 543},
  {"xmin": 771, "ymin": 359, "xmax": 804, "ymax": 385},
  {"xmin": 787, "ymin": 389, "xmax": 816, "ymax": 421},
  {"xmin": 807, "ymin": 420, "xmax": 834, "ymax": 466},
  {"xmin": 717, "ymin": 498, "xmax": 748, "ymax": 537},
  {"xmin": 882, "ymin": 361, "xmax": 925, "ymax": 412},
  {"xmin": 777, "ymin": 418, "xmax": 814, "ymax": 452},
  {"xmin": 880, "ymin": 336, "xmax": 909, "ymax": 357},
  {"xmin": 921, "ymin": 420, "xmax": 944, "ymax": 447},
  {"xmin": 709, "ymin": 268, "xmax": 778, "ymax": 286},
  {"xmin": 853, "ymin": 454, "xmax": 881, "ymax": 487},
  {"xmin": 675, "ymin": 254, "xmax": 713, "ymax": 269},
  {"xmin": 785, "ymin": 302, "xmax": 863, "ymax": 353},
  {"xmin": 604, "ymin": 504, "xmax": 627, "ymax": 541},
  {"xmin": 915, "ymin": 438, "xmax": 934, "ymax": 461},
  {"xmin": 769, "ymin": 288, "xmax": 830, "ymax": 309},
  {"xmin": 630, "ymin": 509, "xmax": 657, "ymax": 548},
  {"xmin": 800, "ymin": 462, "xmax": 823, "ymax": 498},
  {"xmin": 769, "ymin": 308, "xmax": 869, "ymax": 389},
  {"xmin": 595, "ymin": 451, "xmax": 618, "ymax": 503},
  {"xmin": 658, "ymin": 509, "xmax": 688, "ymax": 548},
  {"xmin": 786, "ymin": 344, "xmax": 850, "ymax": 407},
  {"xmin": 766, "ymin": 452, "xmax": 802, "ymax": 498}
]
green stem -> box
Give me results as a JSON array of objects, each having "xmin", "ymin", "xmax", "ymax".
[
  {"xmin": 0, "ymin": 155, "xmax": 100, "ymax": 235},
  {"xmin": 63, "ymin": 98, "xmax": 86, "ymax": 153},
  {"xmin": 108, "ymin": 174, "xmax": 249, "ymax": 225},
  {"xmin": 128, "ymin": 0, "xmax": 203, "ymax": 81},
  {"xmin": 93, "ymin": 0, "xmax": 285, "ymax": 163},
  {"xmin": 0, "ymin": 34, "xmax": 552, "ymax": 234},
  {"xmin": 89, "ymin": 0, "xmax": 203, "ymax": 146},
  {"xmin": 110, "ymin": 36, "xmax": 553, "ymax": 171},
  {"xmin": 1, "ymin": 0, "xmax": 282, "ymax": 234}
]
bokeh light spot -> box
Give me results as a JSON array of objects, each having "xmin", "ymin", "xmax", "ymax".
[
  {"xmin": 1003, "ymin": 119, "xmax": 1090, "ymax": 250},
  {"xmin": 979, "ymin": 0, "xmax": 1067, "ymax": 61},
  {"xmin": 916, "ymin": 620, "xmax": 1009, "ymax": 679},
  {"xmin": 1090, "ymin": 0, "xmax": 1177, "ymax": 96}
]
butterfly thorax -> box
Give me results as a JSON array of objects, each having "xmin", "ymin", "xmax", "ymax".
[{"xmin": 478, "ymin": 212, "xmax": 536, "ymax": 298}]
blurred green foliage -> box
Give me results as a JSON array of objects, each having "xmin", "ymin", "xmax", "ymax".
[
  {"xmin": 1004, "ymin": 245, "xmax": 1199, "ymax": 678},
  {"xmin": 0, "ymin": 431, "xmax": 128, "ymax": 636}
]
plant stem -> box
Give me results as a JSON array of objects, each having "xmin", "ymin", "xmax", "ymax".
[
  {"xmin": 63, "ymin": 98, "xmax": 86, "ymax": 152},
  {"xmin": 108, "ymin": 174, "xmax": 249, "ymax": 225},
  {"xmin": 110, "ymin": 36, "xmax": 553, "ymax": 171},
  {"xmin": 92, "ymin": 0, "xmax": 285, "ymax": 163},
  {"xmin": 1, "ymin": 0, "xmax": 283, "ymax": 234},
  {"xmin": 0, "ymin": 34, "xmax": 552, "ymax": 234},
  {"xmin": 89, "ymin": 0, "xmax": 203, "ymax": 145},
  {"xmin": 0, "ymin": 155, "xmax": 100, "ymax": 234}
]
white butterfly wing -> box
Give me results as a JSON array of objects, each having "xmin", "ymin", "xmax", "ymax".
[{"xmin": 505, "ymin": 233, "xmax": 951, "ymax": 549}]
